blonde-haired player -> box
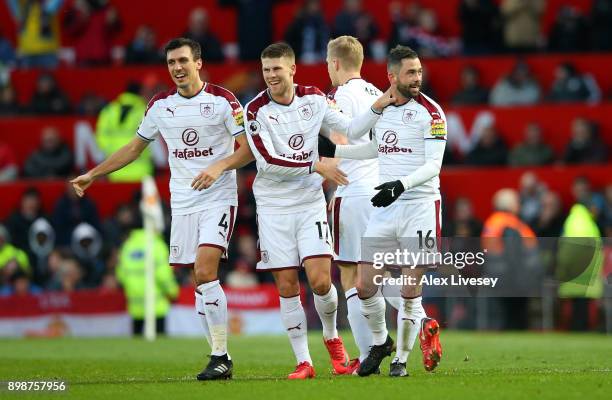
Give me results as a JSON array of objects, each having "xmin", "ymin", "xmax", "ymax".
[{"xmin": 325, "ymin": 35, "xmax": 402, "ymax": 374}]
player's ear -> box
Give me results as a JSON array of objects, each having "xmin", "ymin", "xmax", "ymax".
[
  {"xmin": 387, "ymin": 71, "xmax": 395, "ymax": 85},
  {"xmin": 195, "ymin": 58, "xmax": 203, "ymax": 70},
  {"xmin": 290, "ymin": 63, "xmax": 296, "ymax": 77}
]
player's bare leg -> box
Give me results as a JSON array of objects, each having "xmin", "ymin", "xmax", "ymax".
[
  {"xmin": 393, "ymin": 267, "xmax": 441, "ymax": 377},
  {"xmin": 339, "ymin": 262, "xmax": 372, "ymax": 373},
  {"xmin": 272, "ymin": 268, "xmax": 315, "ymax": 379},
  {"xmin": 304, "ymin": 257, "xmax": 350, "ymax": 374},
  {"xmin": 356, "ymin": 263, "xmax": 395, "ymax": 376},
  {"xmin": 194, "ymin": 246, "xmax": 232, "ymax": 380}
]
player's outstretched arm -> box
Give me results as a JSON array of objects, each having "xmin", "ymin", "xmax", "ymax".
[
  {"xmin": 191, "ymin": 134, "xmax": 254, "ymax": 191},
  {"xmin": 70, "ymin": 136, "xmax": 149, "ymax": 197},
  {"xmin": 318, "ymin": 134, "xmax": 378, "ymax": 160},
  {"xmin": 323, "ymin": 88, "xmax": 395, "ymax": 140}
]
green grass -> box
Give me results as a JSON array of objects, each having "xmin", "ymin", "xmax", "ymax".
[{"xmin": 0, "ymin": 332, "xmax": 610, "ymax": 399}]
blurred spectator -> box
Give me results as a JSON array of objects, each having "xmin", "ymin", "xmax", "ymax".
[
  {"xmin": 451, "ymin": 65, "xmax": 489, "ymax": 105},
  {"xmin": 458, "ymin": 0, "xmax": 501, "ymax": 55},
  {"xmin": 0, "ymin": 142, "xmax": 18, "ymax": 181},
  {"xmin": 28, "ymin": 217, "xmax": 55, "ymax": 284},
  {"xmin": 96, "ymin": 82, "xmax": 152, "ymax": 182},
  {"xmin": 28, "ymin": 73, "xmax": 71, "ymax": 114},
  {"xmin": 533, "ymin": 191, "xmax": 564, "ymax": 237},
  {"xmin": 518, "ymin": 171, "xmax": 544, "ymax": 227},
  {"xmin": 63, "ymin": 0, "xmax": 121, "ymax": 65},
  {"xmin": 508, "ymin": 123, "xmax": 554, "ymax": 166},
  {"xmin": 333, "ymin": 0, "xmax": 379, "ymax": 58},
  {"xmin": 46, "ymin": 252, "xmax": 84, "ymax": 292},
  {"xmin": 219, "ymin": 0, "xmax": 279, "ymax": 61},
  {"xmin": 601, "ymin": 185, "xmax": 612, "ymax": 234},
  {"xmin": 236, "ymin": 70, "xmax": 265, "ymax": 107},
  {"xmin": 0, "ymin": 84, "xmax": 22, "ymax": 115},
  {"xmin": 563, "ymin": 118, "xmax": 608, "ymax": 164},
  {"xmin": 389, "ymin": 5, "xmax": 459, "ymax": 58},
  {"xmin": 500, "ymin": 0, "xmax": 544, "ymax": 52},
  {"xmin": 125, "ymin": 25, "xmax": 160, "ymax": 64},
  {"xmin": 52, "ymin": 179, "xmax": 101, "ymax": 246},
  {"xmin": 4, "ymin": 187, "xmax": 45, "ymax": 258},
  {"xmin": 0, "ymin": 224, "xmax": 31, "ymax": 284},
  {"xmin": 102, "ymin": 202, "xmax": 139, "ymax": 247},
  {"xmin": 77, "ymin": 91, "xmax": 106, "ymax": 116},
  {"xmin": 443, "ymin": 197, "xmax": 482, "ymax": 237},
  {"xmin": 0, "ymin": 268, "xmax": 41, "ymax": 296},
  {"xmin": 284, "ymin": 0, "xmax": 329, "ymax": 64},
  {"xmin": 0, "ymin": 28, "xmax": 17, "ymax": 66},
  {"xmin": 6, "ymin": 0, "xmax": 63, "ymax": 68},
  {"xmin": 23, "ymin": 126, "xmax": 73, "ymax": 178},
  {"xmin": 183, "ymin": 8, "xmax": 224, "ymax": 63},
  {"xmin": 572, "ymin": 176, "xmax": 606, "ymax": 224},
  {"xmin": 116, "ymin": 228, "xmax": 178, "ymax": 335},
  {"xmin": 548, "ymin": 63, "xmax": 600, "ymax": 104},
  {"xmin": 489, "ymin": 61, "xmax": 540, "ymax": 106},
  {"xmin": 591, "ymin": 0, "xmax": 612, "ymax": 50},
  {"xmin": 482, "ymin": 188, "xmax": 538, "ymax": 330},
  {"xmin": 557, "ymin": 201, "xmax": 603, "ymax": 330},
  {"xmin": 227, "ymin": 232, "xmax": 259, "ymax": 287},
  {"xmin": 548, "ymin": 6, "xmax": 589, "ymax": 53},
  {"xmin": 465, "ymin": 124, "xmax": 508, "ymax": 165},
  {"xmin": 71, "ymin": 222, "xmax": 104, "ymax": 286}
]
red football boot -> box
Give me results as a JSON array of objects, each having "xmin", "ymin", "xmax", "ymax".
[
  {"xmin": 323, "ymin": 337, "xmax": 351, "ymax": 374},
  {"xmin": 288, "ymin": 361, "xmax": 315, "ymax": 379},
  {"xmin": 346, "ymin": 358, "xmax": 360, "ymax": 375},
  {"xmin": 419, "ymin": 317, "xmax": 442, "ymax": 371}
]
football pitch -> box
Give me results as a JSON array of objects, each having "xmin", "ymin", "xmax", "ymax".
[{"xmin": 0, "ymin": 332, "xmax": 610, "ymax": 399}]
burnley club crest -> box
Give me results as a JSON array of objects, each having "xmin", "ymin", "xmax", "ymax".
[{"xmin": 200, "ymin": 103, "xmax": 214, "ymax": 118}]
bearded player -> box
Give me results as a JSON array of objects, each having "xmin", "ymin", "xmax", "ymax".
[{"xmin": 319, "ymin": 45, "xmax": 444, "ymax": 377}]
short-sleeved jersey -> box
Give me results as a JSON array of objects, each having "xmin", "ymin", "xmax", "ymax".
[
  {"xmin": 328, "ymin": 78, "xmax": 380, "ymax": 197},
  {"xmin": 244, "ymin": 85, "xmax": 359, "ymax": 214},
  {"xmin": 374, "ymin": 92, "xmax": 446, "ymax": 202},
  {"xmin": 137, "ymin": 83, "xmax": 245, "ymax": 215}
]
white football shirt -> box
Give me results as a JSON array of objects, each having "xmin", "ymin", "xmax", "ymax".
[
  {"xmin": 375, "ymin": 92, "xmax": 447, "ymax": 201},
  {"xmin": 328, "ymin": 78, "xmax": 381, "ymax": 197},
  {"xmin": 244, "ymin": 84, "xmax": 380, "ymax": 214},
  {"xmin": 136, "ymin": 83, "xmax": 245, "ymax": 215}
]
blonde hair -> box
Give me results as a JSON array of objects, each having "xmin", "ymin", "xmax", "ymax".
[{"xmin": 327, "ymin": 36, "xmax": 364, "ymax": 71}]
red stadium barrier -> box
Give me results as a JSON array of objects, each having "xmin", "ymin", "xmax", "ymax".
[{"xmin": 9, "ymin": 53, "xmax": 612, "ymax": 106}]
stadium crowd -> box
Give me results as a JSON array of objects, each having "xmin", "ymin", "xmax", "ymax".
[{"xmin": 0, "ymin": 0, "xmax": 610, "ymax": 331}]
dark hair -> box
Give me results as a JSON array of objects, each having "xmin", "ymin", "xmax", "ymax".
[
  {"xmin": 125, "ymin": 81, "xmax": 142, "ymax": 95},
  {"xmin": 23, "ymin": 187, "xmax": 41, "ymax": 199},
  {"xmin": 387, "ymin": 45, "xmax": 419, "ymax": 71},
  {"xmin": 163, "ymin": 37, "xmax": 201, "ymax": 61},
  {"xmin": 261, "ymin": 42, "xmax": 295, "ymax": 61}
]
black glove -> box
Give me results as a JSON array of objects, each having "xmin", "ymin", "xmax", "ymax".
[
  {"xmin": 371, "ymin": 180, "xmax": 405, "ymax": 207},
  {"xmin": 318, "ymin": 134, "xmax": 336, "ymax": 158}
]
